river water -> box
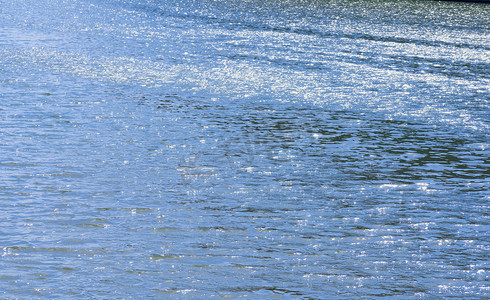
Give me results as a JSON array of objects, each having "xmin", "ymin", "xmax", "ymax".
[{"xmin": 0, "ymin": 0, "xmax": 489, "ymax": 298}]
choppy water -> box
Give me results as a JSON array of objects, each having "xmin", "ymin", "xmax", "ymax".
[{"xmin": 1, "ymin": 0, "xmax": 489, "ymax": 298}]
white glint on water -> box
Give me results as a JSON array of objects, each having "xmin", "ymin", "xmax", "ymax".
[{"xmin": 0, "ymin": 0, "xmax": 488, "ymax": 298}]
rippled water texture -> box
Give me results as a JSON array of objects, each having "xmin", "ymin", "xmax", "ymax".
[{"xmin": 0, "ymin": 0, "xmax": 489, "ymax": 298}]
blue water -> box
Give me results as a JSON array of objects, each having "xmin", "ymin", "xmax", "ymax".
[{"xmin": 0, "ymin": 0, "xmax": 489, "ymax": 298}]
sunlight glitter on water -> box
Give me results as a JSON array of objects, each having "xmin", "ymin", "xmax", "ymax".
[{"xmin": 0, "ymin": 0, "xmax": 489, "ymax": 298}]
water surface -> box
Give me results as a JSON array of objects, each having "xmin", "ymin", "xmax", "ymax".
[{"xmin": 0, "ymin": 0, "xmax": 489, "ymax": 298}]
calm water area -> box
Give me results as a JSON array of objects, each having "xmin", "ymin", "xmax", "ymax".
[{"xmin": 0, "ymin": 0, "xmax": 489, "ymax": 298}]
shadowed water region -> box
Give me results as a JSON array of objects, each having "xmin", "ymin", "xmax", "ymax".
[{"xmin": 0, "ymin": 0, "xmax": 489, "ymax": 298}]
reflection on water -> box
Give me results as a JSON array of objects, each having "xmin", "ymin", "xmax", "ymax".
[{"xmin": 0, "ymin": 0, "xmax": 489, "ymax": 298}]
